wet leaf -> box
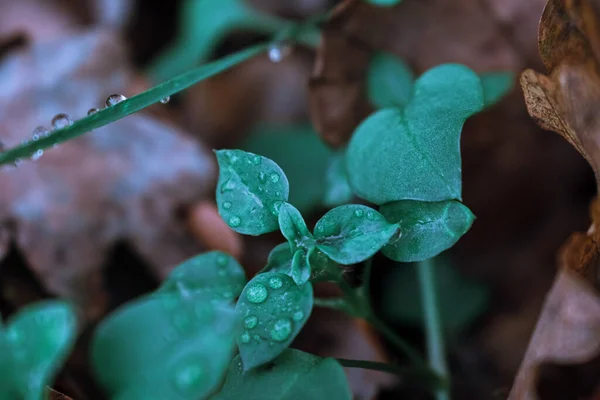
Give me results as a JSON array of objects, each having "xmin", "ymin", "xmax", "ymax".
[
  {"xmin": 92, "ymin": 293, "xmax": 237, "ymax": 399},
  {"xmin": 380, "ymin": 200, "xmax": 475, "ymax": 262},
  {"xmin": 235, "ymin": 273, "xmax": 313, "ymax": 370},
  {"xmin": 277, "ymin": 203, "xmax": 313, "ymax": 253},
  {"xmin": 158, "ymin": 251, "xmax": 246, "ymax": 302},
  {"xmin": 242, "ymin": 125, "xmax": 332, "ymax": 214},
  {"xmin": 313, "ymin": 205, "xmax": 399, "ymax": 264},
  {"xmin": 291, "ymin": 249, "xmax": 311, "ymax": 286},
  {"xmin": 367, "ymin": 52, "xmax": 414, "ymax": 109},
  {"xmin": 216, "ymin": 150, "xmax": 290, "ymax": 235},
  {"xmin": 1, "ymin": 301, "xmax": 77, "ymax": 400},
  {"xmin": 346, "ymin": 64, "xmax": 484, "ymax": 204},
  {"xmin": 262, "ymin": 243, "xmax": 294, "ymax": 275},
  {"xmin": 323, "ymin": 151, "xmax": 353, "ymax": 207},
  {"xmin": 367, "ymin": 0, "xmax": 402, "ymax": 6},
  {"xmin": 212, "ymin": 349, "xmax": 352, "ymax": 400},
  {"xmin": 307, "ymin": 247, "xmax": 343, "ymax": 282}
]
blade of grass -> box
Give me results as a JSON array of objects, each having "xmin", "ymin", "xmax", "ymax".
[{"xmin": 0, "ymin": 44, "xmax": 268, "ymax": 167}]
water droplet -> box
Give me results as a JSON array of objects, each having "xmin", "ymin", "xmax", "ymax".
[
  {"xmin": 317, "ymin": 225, "xmax": 325, "ymax": 233},
  {"xmin": 246, "ymin": 283, "xmax": 268, "ymax": 304},
  {"xmin": 229, "ymin": 216, "xmax": 241, "ymax": 227},
  {"xmin": 31, "ymin": 149, "xmax": 43, "ymax": 161},
  {"xmin": 258, "ymin": 172, "xmax": 267, "ymax": 183},
  {"xmin": 293, "ymin": 311, "xmax": 304, "ymax": 321},
  {"xmin": 222, "ymin": 291, "xmax": 233, "ymax": 299},
  {"xmin": 87, "ymin": 108, "xmax": 100, "ymax": 116},
  {"xmin": 244, "ymin": 315, "xmax": 258, "ymax": 329},
  {"xmin": 367, "ymin": 211, "xmax": 375, "ymax": 220},
  {"xmin": 222, "ymin": 201, "xmax": 232, "ymax": 210},
  {"xmin": 217, "ymin": 254, "xmax": 228, "ymax": 266},
  {"xmin": 269, "ymin": 173, "xmax": 280, "ymax": 183},
  {"xmin": 220, "ymin": 179, "xmax": 236, "ymax": 193},
  {"xmin": 354, "ymin": 209, "xmax": 364, "ymax": 217},
  {"xmin": 252, "ymin": 155, "xmax": 261, "ymax": 165},
  {"xmin": 160, "ymin": 96, "xmax": 171, "ymax": 104},
  {"xmin": 32, "ymin": 126, "xmax": 49, "ymax": 140},
  {"xmin": 271, "ymin": 201, "xmax": 283, "ymax": 216},
  {"xmin": 270, "ymin": 318, "xmax": 292, "ymax": 342},
  {"xmin": 173, "ymin": 362, "xmax": 205, "ymax": 393},
  {"xmin": 240, "ymin": 331, "xmax": 251, "ymax": 343},
  {"xmin": 268, "ymin": 42, "xmax": 292, "ymax": 63},
  {"xmin": 105, "ymin": 94, "xmax": 127, "ymax": 107},
  {"xmin": 51, "ymin": 113, "xmax": 73, "ymax": 129},
  {"xmin": 253, "ymin": 334, "xmax": 261, "ymax": 341},
  {"xmin": 268, "ymin": 276, "xmax": 283, "ymax": 289}
]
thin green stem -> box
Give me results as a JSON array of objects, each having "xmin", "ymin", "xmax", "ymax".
[
  {"xmin": 336, "ymin": 358, "xmax": 446, "ymax": 389},
  {"xmin": 313, "ymin": 297, "xmax": 350, "ymax": 313},
  {"xmin": 418, "ymin": 258, "xmax": 450, "ymax": 400},
  {"xmin": 367, "ymin": 314, "xmax": 426, "ymax": 368},
  {"xmin": 0, "ymin": 44, "xmax": 268, "ymax": 166}
]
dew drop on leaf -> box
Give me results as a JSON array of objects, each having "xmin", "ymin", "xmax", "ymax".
[
  {"xmin": 160, "ymin": 96, "xmax": 171, "ymax": 104},
  {"xmin": 31, "ymin": 149, "xmax": 43, "ymax": 161},
  {"xmin": 268, "ymin": 276, "xmax": 283, "ymax": 289},
  {"xmin": 105, "ymin": 94, "xmax": 127, "ymax": 107},
  {"xmin": 240, "ymin": 331, "xmax": 251, "ymax": 343},
  {"xmin": 244, "ymin": 315, "xmax": 259, "ymax": 329},
  {"xmin": 253, "ymin": 334, "xmax": 261, "ymax": 341},
  {"xmin": 246, "ymin": 283, "xmax": 268, "ymax": 304},
  {"xmin": 268, "ymin": 42, "xmax": 292, "ymax": 63},
  {"xmin": 269, "ymin": 173, "xmax": 280, "ymax": 183},
  {"xmin": 293, "ymin": 311, "xmax": 304, "ymax": 321},
  {"xmin": 87, "ymin": 108, "xmax": 100, "ymax": 116},
  {"xmin": 229, "ymin": 216, "xmax": 241, "ymax": 227},
  {"xmin": 51, "ymin": 113, "xmax": 73, "ymax": 129},
  {"xmin": 222, "ymin": 201, "xmax": 232, "ymax": 210},
  {"xmin": 173, "ymin": 362, "xmax": 205, "ymax": 394},
  {"xmin": 367, "ymin": 211, "xmax": 375, "ymax": 220},
  {"xmin": 270, "ymin": 318, "xmax": 292, "ymax": 342},
  {"xmin": 354, "ymin": 209, "xmax": 364, "ymax": 217},
  {"xmin": 216, "ymin": 254, "xmax": 228, "ymax": 266},
  {"xmin": 252, "ymin": 155, "xmax": 261, "ymax": 165},
  {"xmin": 31, "ymin": 126, "xmax": 49, "ymax": 141}
]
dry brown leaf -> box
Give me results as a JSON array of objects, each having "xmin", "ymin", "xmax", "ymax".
[{"xmin": 0, "ymin": 30, "xmax": 215, "ymax": 320}]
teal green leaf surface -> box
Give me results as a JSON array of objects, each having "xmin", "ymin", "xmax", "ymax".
[
  {"xmin": 216, "ymin": 150, "xmax": 289, "ymax": 235},
  {"xmin": 242, "ymin": 125, "xmax": 332, "ymax": 213},
  {"xmin": 212, "ymin": 349, "xmax": 351, "ymax": 400},
  {"xmin": 367, "ymin": 52, "xmax": 414, "ymax": 109},
  {"xmin": 291, "ymin": 250, "xmax": 311, "ymax": 286},
  {"xmin": 382, "ymin": 259, "xmax": 489, "ymax": 338},
  {"xmin": 159, "ymin": 251, "xmax": 246, "ymax": 302},
  {"xmin": 367, "ymin": 0, "xmax": 402, "ymax": 6},
  {"xmin": 307, "ymin": 247, "xmax": 343, "ymax": 282},
  {"xmin": 278, "ymin": 203, "xmax": 314, "ymax": 253},
  {"xmin": 381, "ymin": 200, "xmax": 475, "ymax": 262},
  {"xmin": 1, "ymin": 301, "xmax": 77, "ymax": 400},
  {"xmin": 346, "ymin": 64, "xmax": 484, "ymax": 204},
  {"xmin": 262, "ymin": 243, "xmax": 294, "ymax": 275},
  {"xmin": 314, "ymin": 205, "xmax": 399, "ymax": 264},
  {"xmin": 236, "ymin": 273, "xmax": 313, "ymax": 370},
  {"xmin": 92, "ymin": 294, "xmax": 237, "ymax": 399},
  {"xmin": 480, "ymin": 71, "xmax": 514, "ymax": 108},
  {"xmin": 324, "ymin": 152, "xmax": 353, "ymax": 207}
]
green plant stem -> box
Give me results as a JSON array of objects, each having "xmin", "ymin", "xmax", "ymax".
[
  {"xmin": 0, "ymin": 44, "xmax": 267, "ymax": 167},
  {"xmin": 336, "ymin": 358, "xmax": 446, "ymax": 389},
  {"xmin": 366, "ymin": 314, "xmax": 425, "ymax": 368},
  {"xmin": 418, "ymin": 258, "xmax": 450, "ymax": 400}
]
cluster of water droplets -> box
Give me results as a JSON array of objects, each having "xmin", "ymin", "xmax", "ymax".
[{"xmin": 5, "ymin": 92, "xmax": 172, "ymax": 166}]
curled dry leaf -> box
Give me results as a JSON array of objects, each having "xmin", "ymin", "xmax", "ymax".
[{"xmin": 0, "ymin": 30, "xmax": 215, "ymax": 320}]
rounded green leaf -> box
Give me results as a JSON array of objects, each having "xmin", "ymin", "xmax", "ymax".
[
  {"xmin": 91, "ymin": 293, "xmax": 237, "ymax": 399},
  {"xmin": 291, "ymin": 250, "xmax": 311, "ymax": 286},
  {"xmin": 307, "ymin": 247, "xmax": 343, "ymax": 282},
  {"xmin": 3, "ymin": 301, "xmax": 77, "ymax": 400},
  {"xmin": 212, "ymin": 349, "xmax": 351, "ymax": 400},
  {"xmin": 313, "ymin": 205, "xmax": 399, "ymax": 264},
  {"xmin": 159, "ymin": 251, "xmax": 246, "ymax": 302},
  {"xmin": 235, "ymin": 273, "xmax": 313, "ymax": 370},
  {"xmin": 381, "ymin": 200, "xmax": 475, "ymax": 262},
  {"xmin": 216, "ymin": 150, "xmax": 289, "ymax": 235},
  {"xmin": 367, "ymin": 52, "xmax": 414, "ymax": 109},
  {"xmin": 346, "ymin": 64, "xmax": 483, "ymax": 204},
  {"xmin": 480, "ymin": 71, "xmax": 514, "ymax": 108},
  {"xmin": 278, "ymin": 202, "xmax": 314, "ymax": 253},
  {"xmin": 262, "ymin": 243, "xmax": 293, "ymax": 275},
  {"xmin": 324, "ymin": 152, "xmax": 353, "ymax": 207}
]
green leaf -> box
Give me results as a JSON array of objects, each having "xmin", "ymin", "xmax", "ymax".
[
  {"xmin": 291, "ymin": 250, "xmax": 311, "ymax": 286},
  {"xmin": 278, "ymin": 202, "xmax": 313, "ymax": 253},
  {"xmin": 216, "ymin": 149, "xmax": 290, "ymax": 235},
  {"xmin": 381, "ymin": 200, "xmax": 475, "ymax": 262},
  {"xmin": 212, "ymin": 349, "xmax": 351, "ymax": 400},
  {"xmin": 381, "ymin": 258, "xmax": 489, "ymax": 338},
  {"xmin": 2, "ymin": 301, "xmax": 77, "ymax": 400},
  {"xmin": 92, "ymin": 293, "xmax": 237, "ymax": 399},
  {"xmin": 307, "ymin": 247, "xmax": 343, "ymax": 282},
  {"xmin": 346, "ymin": 64, "xmax": 484, "ymax": 204},
  {"xmin": 313, "ymin": 205, "xmax": 399, "ymax": 264},
  {"xmin": 159, "ymin": 251, "xmax": 246, "ymax": 302},
  {"xmin": 367, "ymin": 52, "xmax": 414, "ymax": 109},
  {"xmin": 262, "ymin": 243, "xmax": 294, "ymax": 275},
  {"xmin": 149, "ymin": 0, "xmax": 286, "ymax": 81},
  {"xmin": 367, "ymin": 0, "xmax": 402, "ymax": 6},
  {"xmin": 0, "ymin": 45, "xmax": 266, "ymax": 167},
  {"xmin": 480, "ymin": 71, "xmax": 514, "ymax": 108},
  {"xmin": 236, "ymin": 273, "xmax": 313, "ymax": 370},
  {"xmin": 324, "ymin": 152, "xmax": 353, "ymax": 207},
  {"xmin": 242, "ymin": 125, "xmax": 332, "ymax": 213}
]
